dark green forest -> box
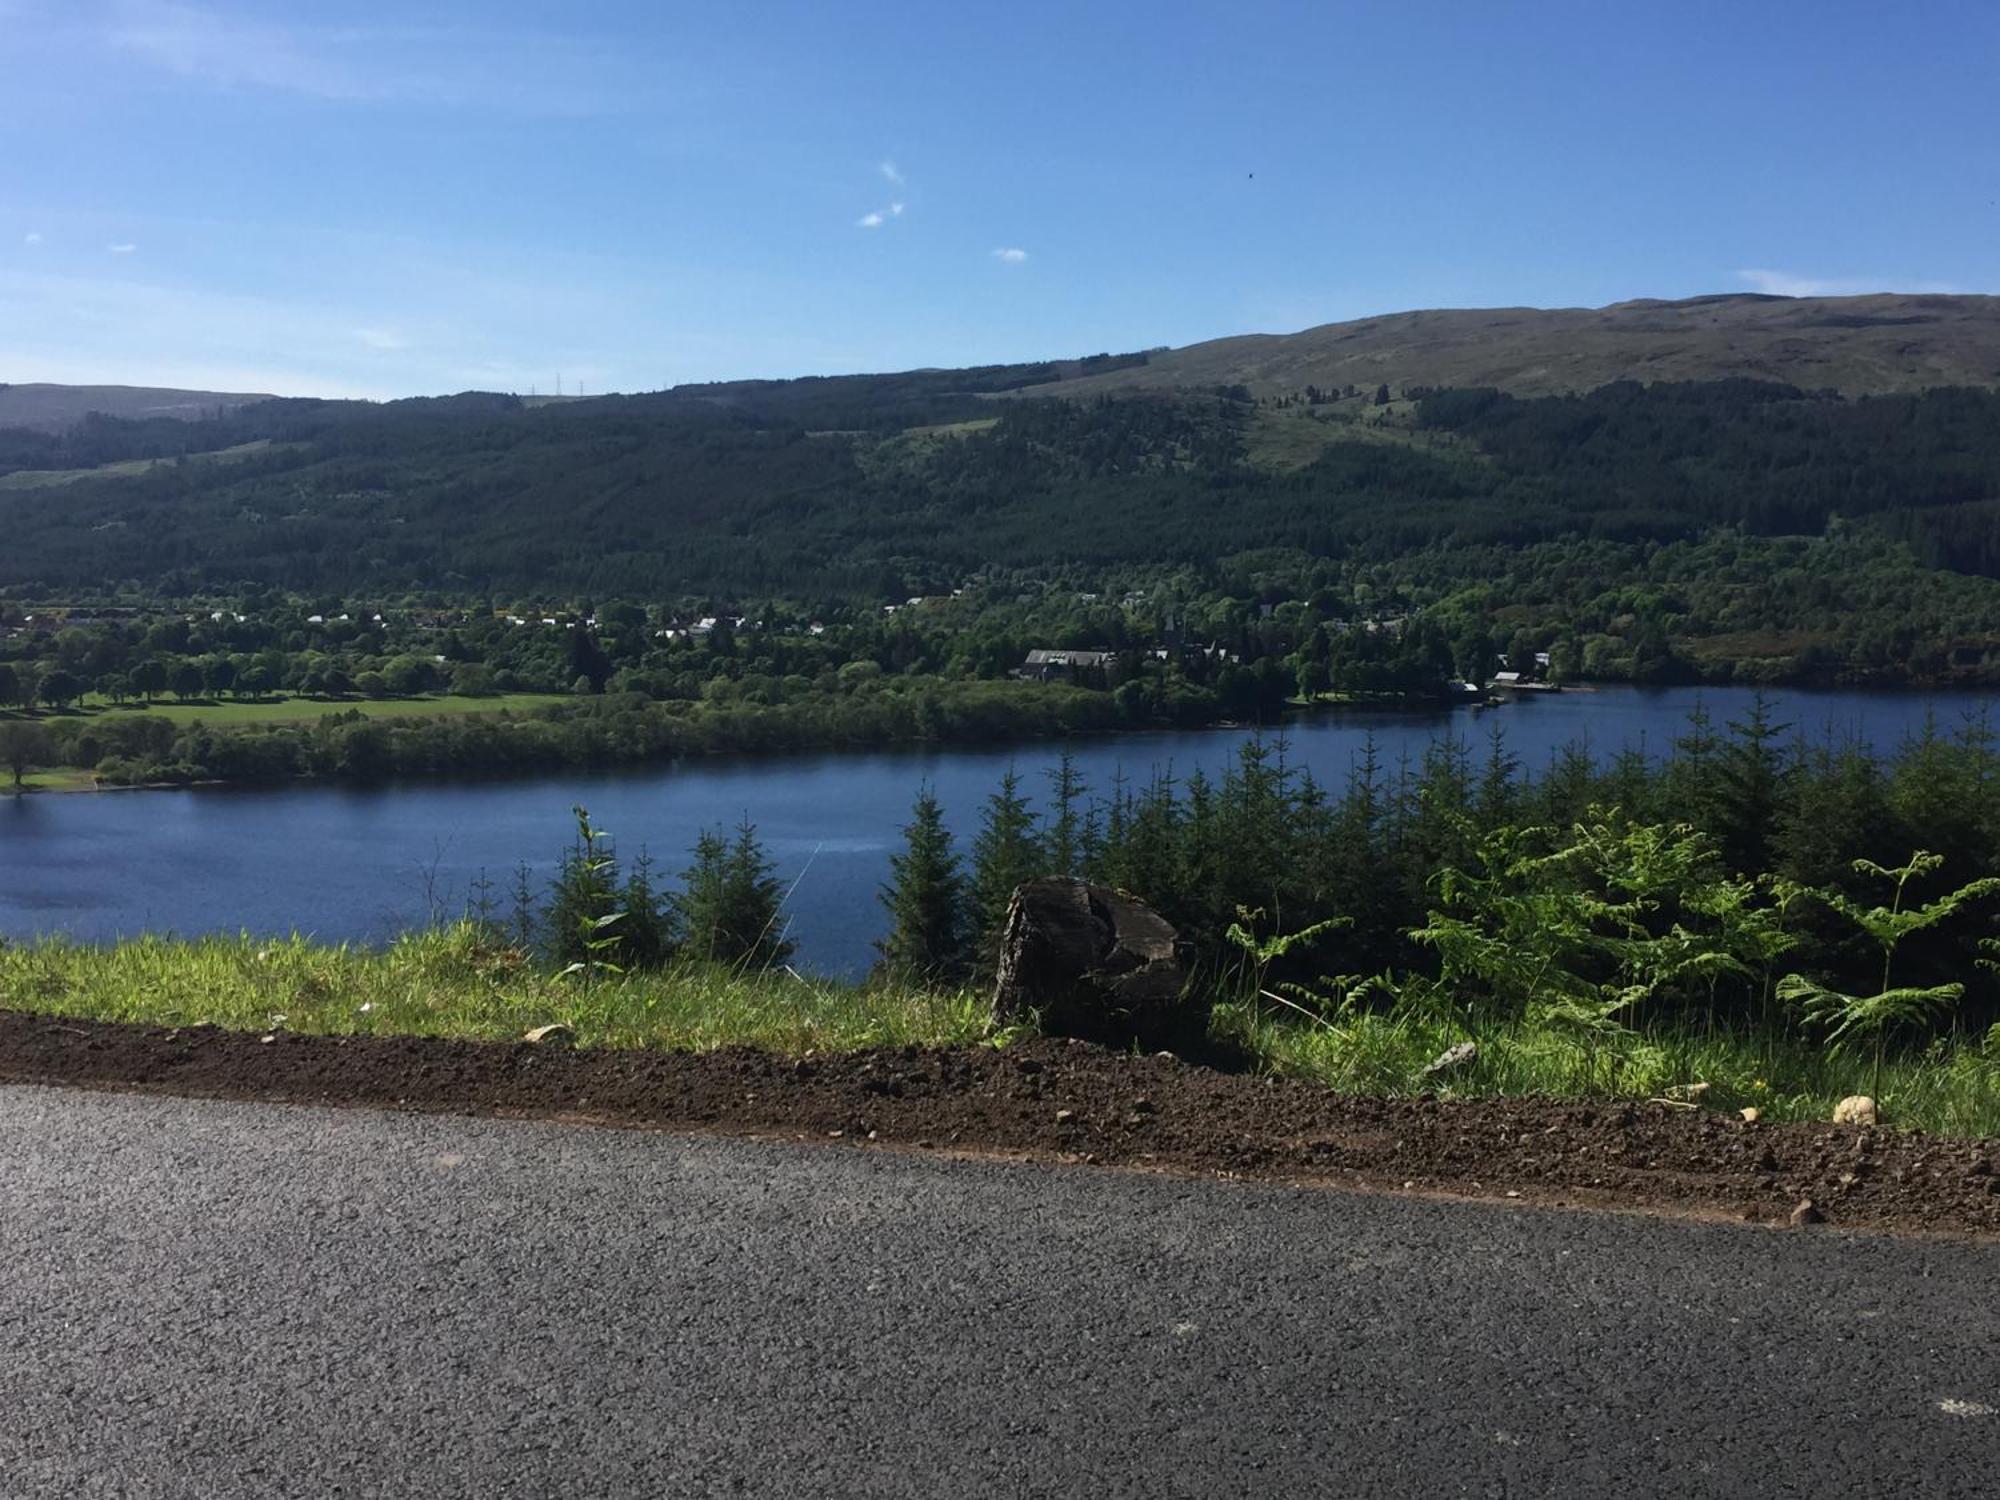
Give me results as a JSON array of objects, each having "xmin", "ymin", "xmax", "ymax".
[{"xmin": 7, "ymin": 375, "xmax": 2000, "ymax": 602}]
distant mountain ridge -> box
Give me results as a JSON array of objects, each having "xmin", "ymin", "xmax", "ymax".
[
  {"xmin": 0, "ymin": 383, "xmax": 273, "ymax": 432},
  {"xmin": 1045, "ymin": 293, "xmax": 2000, "ymax": 400},
  {"xmin": 10, "ymin": 293, "xmax": 1999, "ymax": 433}
]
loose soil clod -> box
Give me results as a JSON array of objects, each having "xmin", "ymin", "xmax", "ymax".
[{"xmin": 1, "ymin": 1010, "xmax": 1995, "ymax": 1238}]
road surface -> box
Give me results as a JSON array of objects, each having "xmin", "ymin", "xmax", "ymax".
[{"xmin": 2, "ymin": 1085, "xmax": 1996, "ymax": 1497}]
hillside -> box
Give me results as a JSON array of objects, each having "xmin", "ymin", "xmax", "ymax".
[
  {"xmin": 0, "ymin": 383, "xmax": 273, "ymax": 433},
  {"xmin": 6, "ymin": 296, "xmax": 2000, "ymax": 597},
  {"xmin": 3, "ymin": 373, "xmax": 2000, "ymax": 595},
  {"xmin": 1047, "ymin": 293, "xmax": 2000, "ymax": 400}
]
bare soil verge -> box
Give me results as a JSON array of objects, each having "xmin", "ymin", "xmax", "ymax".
[{"xmin": 3, "ymin": 1010, "xmax": 1995, "ymax": 1237}]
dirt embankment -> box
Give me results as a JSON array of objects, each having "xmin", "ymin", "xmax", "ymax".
[{"xmin": 2, "ymin": 1010, "xmax": 1995, "ymax": 1238}]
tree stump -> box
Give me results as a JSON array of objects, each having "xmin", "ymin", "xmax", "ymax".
[{"xmin": 991, "ymin": 878, "xmax": 1197, "ymax": 1051}]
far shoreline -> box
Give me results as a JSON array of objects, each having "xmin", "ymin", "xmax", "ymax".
[{"xmin": 7, "ymin": 677, "xmax": 2000, "ymax": 803}]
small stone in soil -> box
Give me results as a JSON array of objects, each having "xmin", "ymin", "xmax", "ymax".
[
  {"xmin": 1055, "ymin": 1109, "xmax": 1077, "ymax": 1125},
  {"xmin": 1790, "ymin": 1199, "xmax": 1823, "ymax": 1227}
]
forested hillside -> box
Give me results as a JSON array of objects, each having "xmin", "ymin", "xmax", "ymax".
[{"xmin": 4, "ymin": 372, "xmax": 2000, "ymax": 601}]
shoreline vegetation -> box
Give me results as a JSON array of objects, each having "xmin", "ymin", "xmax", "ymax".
[
  {"xmin": 0, "ymin": 672, "xmax": 1990, "ymax": 798},
  {"xmin": 0, "ymin": 678, "xmax": 1515, "ymax": 795},
  {"xmin": 0, "ymin": 676, "xmax": 1138, "ymax": 792}
]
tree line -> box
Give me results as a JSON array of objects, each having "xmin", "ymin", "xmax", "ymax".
[{"xmin": 499, "ymin": 702, "xmax": 2000, "ymax": 1063}]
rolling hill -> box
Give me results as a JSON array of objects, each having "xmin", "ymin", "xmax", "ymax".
[
  {"xmin": 1046, "ymin": 293, "xmax": 2000, "ymax": 400},
  {"xmin": 8, "ymin": 292, "xmax": 1997, "ymax": 436},
  {"xmin": 2, "ymin": 369, "xmax": 2000, "ymax": 595},
  {"xmin": 7, "ymin": 292, "xmax": 2000, "ymax": 596},
  {"xmin": 0, "ymin": 383, "xmax": 273, "ymax": 433}
]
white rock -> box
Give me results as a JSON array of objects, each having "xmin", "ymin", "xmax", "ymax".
[
  {"xmin": 1833, "ymin": 1095, "xmax": 1878, "ymax": 1127},
  {"xmin": 1423, "ymin": 1041, "xmax": 1479, "ymax": 1077}
]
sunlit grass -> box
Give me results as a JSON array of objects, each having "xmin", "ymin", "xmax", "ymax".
[
  {"xmin": 8, "ymin": 927, "xmax": 1999, "ymax": 1136},
  {"xmin": 2, "ymin": 767, "xmax": 97, "ymax": 792},
  {"xmin": 0, "ymin": 923, "xmax": 993, "ymax": 1055},
  {"xmin": 61, "ymin": 691, "xmax": 569, "ymax": 727},
  {"xmin": 1219, "ymin": 998, "xmax": 2000, "ymax": 1137}
]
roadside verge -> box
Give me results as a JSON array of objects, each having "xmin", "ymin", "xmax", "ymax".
[{"xmin": 3, "ymin": 1009, "xmax": 1994, "ymax": 1237}]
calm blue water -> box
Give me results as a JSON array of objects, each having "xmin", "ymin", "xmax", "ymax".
[{"xmin": 3, "ymin": 684, "xmax": 1994, "ymax": 975}]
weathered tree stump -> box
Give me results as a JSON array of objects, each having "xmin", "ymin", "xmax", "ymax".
[{"xmin": 991, "ymin": 878, "xmax": 1198, "ymax": 1051}]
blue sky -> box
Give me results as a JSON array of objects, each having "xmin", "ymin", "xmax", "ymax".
[{"xmin": 2, "ymin": 0, "xmax": 1995, "ymax": 398}]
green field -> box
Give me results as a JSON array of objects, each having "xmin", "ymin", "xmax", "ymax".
[
  {"xmin": 47, "ymin": 690, "xmax": 570, "ymax": 728},
  {"xmin": 2, "ymin": 766, "xmax": 97, "ymax": 792}
]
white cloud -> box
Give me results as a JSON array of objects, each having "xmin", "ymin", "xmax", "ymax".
[
  {"xmin": 354, "ymin": 326, "xmax": 410, "ymax": 351},
  {"xmin": 22, "ymin": 232, "xmax": 42, "ymax": 246},
  {"xmin": 853, "ymin": 161, "xmax": 909, "ymax": 231},
  {"xmin": 858, "ymin": 201, "xmax": 906, "ymax": 229},
  {"xmin": 1734, "ymin": 268, "xmax": 1963, "ymax": 298},
  {"xmin": 992, "ymin": 247, "xmax": 1028, "ymax": 264},
  {"xmin": 106, "ymin": 242, "xmax": 139, "ymax": 254},
  {"xmin": 857, "ymin": 177, "xmax": 908, "ymax": 232}
]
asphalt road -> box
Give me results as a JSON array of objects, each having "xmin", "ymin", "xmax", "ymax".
[{"xmin": 2, "ymin": 1086, "xmax": 1996, "ymax": 1499}]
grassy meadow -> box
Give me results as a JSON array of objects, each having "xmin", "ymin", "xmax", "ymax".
[
  {"xmin": 3, "ymin": 766, "xmax": 98, "ymax": 792},
  {"xmin": 15, "ymin": 690, "xmax": 568, "ymax": 732}
]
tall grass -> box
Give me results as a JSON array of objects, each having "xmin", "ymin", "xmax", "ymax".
[
  {"xmin": 0, "ymin": 923, "xmax": 992, "ymax": 1055},
  {"xmin": 1218, "ymin": 995, "xmax": 2000, "ymax": 1136}
]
